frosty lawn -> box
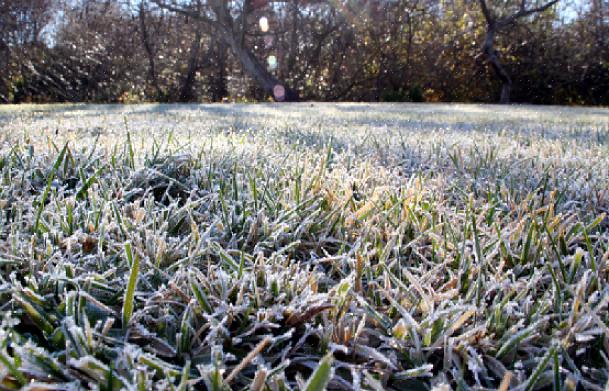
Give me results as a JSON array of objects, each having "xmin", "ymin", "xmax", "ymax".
[{"xmin": 0, "ymin": 103, "xmax": 608, "ymax": 390}]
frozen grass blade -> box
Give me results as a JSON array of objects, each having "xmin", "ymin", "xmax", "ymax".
[
  {"xmin": 76, "ymin": 166, "xmax": 102, "ymax": 201},
  {"xmin": 304, "ymin": 353, "xmax": 334, "ymax": 391},
  {"xmin": 225, "ymin": 336, "xmax": 271, "ymax": 384},
  {"xmin": 0, "ymin": 349, "xmax": 27, "ymax": 386},
  {"xmin": 525, "ymin": 344, "xmax": 558, "ymax": 391},
  {"xmin": 122, "ymin": 241, "xmax": 139, "ymax": 327},
  {"xmin": 33, "ymin": 142, "xmax": 68, "ymax": 233}
]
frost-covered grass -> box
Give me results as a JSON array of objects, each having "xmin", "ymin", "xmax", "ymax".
[{"xmin": 1, "ymin": 103, "xmax": 608, "ymax": 390}]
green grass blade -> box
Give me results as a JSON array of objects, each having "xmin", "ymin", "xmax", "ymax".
[
  {"xmin": 34, "ymin": 142, "xmax": 68, "ymax": 233},
  {"xmin": 304, "ymin": 353, "xmax": 334, "ymax": 391},
  {"xmin": 122, "ymin": 242, "xmax": 139, "ymax": 327}
]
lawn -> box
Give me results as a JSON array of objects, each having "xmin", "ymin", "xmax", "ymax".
[{"xmin": 1, "ymin": 103, "xmax": 608, "ymax": 390}]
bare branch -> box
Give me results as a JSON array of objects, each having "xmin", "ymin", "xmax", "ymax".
[
  {"xmin": 499, "ymin": 0, "xmax": 559, "ymax": 27},
  {"xmin": 151, "ymin": 0, "xmax": 217, "ymax": 27},
  {"xmin": 520, "ymin": 0, "xmax": 527, "ymax": 12}
]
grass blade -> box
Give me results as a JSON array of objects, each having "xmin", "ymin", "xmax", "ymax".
[
  {"xmin": 34, "ymin": 142, "xmax": 68, "ymax": 233},
  {"xmin": 122, "ymin": 241, "xmax": 139, "ymax": 327},
  {"xmin": 304, "ymin": 353, "xmax": 334, "ymax": 391}
]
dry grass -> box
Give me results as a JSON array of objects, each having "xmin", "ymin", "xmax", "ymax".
[{"xmin": 0, "ymin": 103, "xmax": 608, "ymax": 390}]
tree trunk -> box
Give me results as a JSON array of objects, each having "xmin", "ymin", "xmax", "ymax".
[
  {"xmin": 482, "ymin": 25, "xmax": 512, "ymax": 104},
  {"xmin": 221, "ymin": 27, "xmax": 299, "ymax": 101},
  {"xmin": 0, "ymin": 42, "xmax": 9, "ymax": 103},
  {"xmin": 153, "ymin": 0, "xmax": 299, "ymax": 101},
  {"xmin": 178, "ymin": 25, "xmax": 202, "ymax": 102},
  {"xmin": 499, "ymin": 77, "xmax": 512, "ymax": 104},
  {"xmin": 211, "ymin": 0, "xmax": 298, "ymax": 102},
  {"xmin": 208, "ymin": 32, "xmax": 228, "ymax": 101},
  {"xmin": 286, "ymin": 0, "xmax": 299, "ymax": 75},
  {"xmin": 139, "ymin": 1, "xmax": 164, "ymax": 101}
]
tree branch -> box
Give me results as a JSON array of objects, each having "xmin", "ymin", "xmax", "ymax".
[
  {"xmin": 499, "ymin": 0, "xmax": 559, "ymax": 27},
  {"xmin": 151, "ymin": 0, "xmax": 217, "ymax": 28}
]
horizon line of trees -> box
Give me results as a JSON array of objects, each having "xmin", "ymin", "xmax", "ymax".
[{"xmin": 1, "ymin": 0, "xmax": 608, "ymax": 105}]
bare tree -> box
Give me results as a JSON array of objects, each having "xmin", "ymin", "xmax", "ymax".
[
  {"xmin": 590, "ymin": 0, "xmax": 608, "ymax": 57},
  {"xmin": 0, "ymin": 0, "xmax": 55, "ymax": 102},
  {"xmin": 0, "ymin": 22, "xmax": 10, "ymax": 102},
  {"xmin": 285, "ymin": 0, "xmax": 299, "ymax": 76},
  {"xmin": 178, "ymin": 7, "xmax": 203, "ymax": 102},
  {"xmin": 477, "ymin": 0, "xmax": 559, "ymax": 103},
  {"xmin": 206, "ymin": 31, "xmax": 228, "ymax": 101},
  {"xmin": 153, "ymin": 0, "xmax": 299, "ymax": 101},
  {"xmin": 139, "ymin": 0, "xmax": 165, "ymax": 100}
]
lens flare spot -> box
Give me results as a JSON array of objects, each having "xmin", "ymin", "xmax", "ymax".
[
  {"xmin": 267, "ymin": 55, "xmax": 277, "ymax": 70},
  {"xmin": 259, "ymin": 17, "xmax": 269, "ymax": 32},
  {"xmin": 273, "ymin": 84, "xmax": 285, "ymax": 101}
]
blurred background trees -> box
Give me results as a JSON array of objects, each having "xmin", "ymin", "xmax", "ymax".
[{"xmin": 0, "ymin": 0, "xmax": 607, "ymax": 104}]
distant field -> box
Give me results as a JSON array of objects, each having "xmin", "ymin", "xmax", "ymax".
[{"xmin": 1, "ymin": 103, "xmax": 608, "ymax": 390}]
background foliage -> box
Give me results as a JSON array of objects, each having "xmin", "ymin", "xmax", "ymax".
[{"xmin": 0, "ymin": 0, "xmax": 607, "ymax": 104}]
